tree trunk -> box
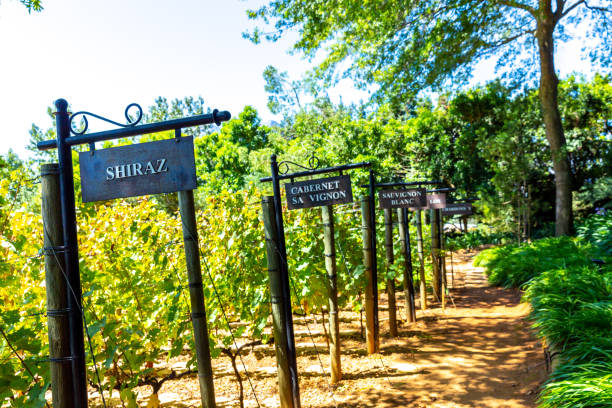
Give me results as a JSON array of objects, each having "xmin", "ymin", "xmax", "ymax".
[{"xmin": 536, "ymin": 9, "xmax": 573, "ymax": 236}]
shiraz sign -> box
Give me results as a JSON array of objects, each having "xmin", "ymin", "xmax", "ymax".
[
  {"xmin": 285, "ymin": 175, "xmax": 353, "ymax": 210},
  {"xmin": 378, "ymin": 188, "xmax": 426, "ymax": 209},
  {"xmin": 79, "ymin": 136, "xmax": 197, "ymax": 203}
]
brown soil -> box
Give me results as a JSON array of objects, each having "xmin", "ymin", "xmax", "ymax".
[{"xmin": 92, "ymin": 249, "xmax": 548, "ymax": 407}]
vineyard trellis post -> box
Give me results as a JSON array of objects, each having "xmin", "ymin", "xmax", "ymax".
[
  {"xmin": 321, "ymin": 205, "xmax": 341, "ymax": 383},
  {"xmin": 441, "ymin": 213, "xmax": 449, "ymax": 309},
  {"xmin": 367, "ymin": 179, "xmax": 441, "ymax": 313},
  {"xmin": 53, "ymin": 100, "xmax": 88, "ymax": 407},
  {"xmin": 414, "ymin": 209, "xmax": 427, "ymax": 310},
  {"xmin": 427, "ymin": 187, "xmax": 455, "ymax": 303},
  {"xmin": 383, "ymin": 208, "xmax": 398, "ymax": 336},
  {"xmin": 265, "ymin": 154, "xmax": 301, "ymax": 408},
  {"xmin": 367, "ymin": 170, "xmax": 379, "ymax": 344},
  {"xmin": 261, "ymin": 197, "xmax": 294, "ymax": 408},
  {"xmin": 41, "ymin": 163, "xmax": 74, "ymax": 408},
  {"xmin": 397, "ymin": 208, "xmax": 417, "ymax": 323},
  {"xmin": 360, "ymin": 197, "xmax": 379, "ymax": 353},
  {"xmin": 431, "ymin": 209, "xmax": 441, "ymax": 302},
  {"xmin": 38, "ymin": 99, "xmax": 230, "ymax": 407},
  {"xmin": 260, "ymin": 155, "xmax": 371, "ymax": 399},
  {"xmin": 178, "ymin": 188, "xmax": 216, "ymax": 408}
]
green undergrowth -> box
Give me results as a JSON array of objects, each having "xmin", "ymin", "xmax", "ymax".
[
  {"xmin": 473, "ymin": 236, "xmax": 596, "ymax": 288},
  {"xmin": 475, "ymin": 212, "xmax": 612, "ymax": 408},
  {"xmin": 446, "ymin": 229, "xmax": 513, "ymax": 250}
]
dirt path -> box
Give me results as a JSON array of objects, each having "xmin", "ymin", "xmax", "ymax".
[
  {"xmin": 327, "ymin": 250, "xmax": 548, "ymax": 408},
  {"xmin": 98, "ymin": 249, "xmax": 548, "ymax": 407}
]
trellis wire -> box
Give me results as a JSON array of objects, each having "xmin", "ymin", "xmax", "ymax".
[
  {"xmin": 182, "ymin": 218, "xmax": 262, "ymax": 408},
  {"xmin": 267, "ymin": 238, "xmax": 340, "ymax": 408},
  {"xmin": 334, "ymin": 210, "xmax": 395, "ymax": 389},
  {"xmin": 42, "ymin": 224, "xmax": 108, "ymax": 408}
]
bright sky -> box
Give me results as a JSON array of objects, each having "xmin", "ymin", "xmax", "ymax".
[{"xmin": 0, "ymin": 0, "xmax": 596, "ymax": 158}]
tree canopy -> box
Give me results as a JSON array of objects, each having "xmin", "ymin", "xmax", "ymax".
[
  {"xmin": 247, "ymin": 0, "xmax": 610, "ymax": 106},
  {"xmin": 247, "ymin": 0, "xmax": 611, "ymax": 235}
]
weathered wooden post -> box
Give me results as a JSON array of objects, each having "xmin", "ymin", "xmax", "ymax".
[
  {"xmin": 178, "ymin": 190, "xmax": 216, "ymax": 408},
  {"xmin": 383, "ymin": 208, "xmax": 398, "ymax": 336},
  {"xmin": 414, "ymin": 209, "xmax": 427, "ymax": 310},
  {"xmin": 397, "ymin": 208, "xmax": 417, "ymax": 323},
  {"xmin": 41, "ymin": 163, "xmax": 73, "ymax": 408},
  {"xmin": 360, "ymin": 197, "xmax": 379, "ymax": 353},
  {"xmin": 431, "ymin": 209, "xmax": 441, "ymax": 302},
  {"xmin": 439, "ymin": 211, "xmax": 447, "ymax": 310},
  {"xmin": 262, "ymin": 197, "xmax": 294, "ymax": 407},
  {"xmin": 321, "ymin": 205, "xmax": 341, "ymax": 383}
]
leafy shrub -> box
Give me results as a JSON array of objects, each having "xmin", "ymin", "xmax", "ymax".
[
  {"xmin": 526, "ymin": 264, "xmax": 612, "ymax": 408},
  {"xmin": 474, "ymin": 237, "xmax": 594, "ymax": 288},
  {"xmin": 576, "ymin": 211, "xmax": 612, "ymax": 258},
  {"xmin": 524, "ymin": 266, "xmax": 612, "ymax": 350},
  {"xmin": 446, "ymin": 229, "xmax": 512, "ymax": 250},
  {"xmin": 477, "ymin": 218, "xmax": 612, "ymax": 408}
]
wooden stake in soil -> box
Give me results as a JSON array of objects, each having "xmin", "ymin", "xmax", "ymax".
[
  {"xmin": 383, "ymin": 208, "xmax": 398, "ymax": 336},
  {"xmin": 415, "ymin": 209, "xmax": 428, "ymax": 310},
  {"xmin": 321, "ymin": 205, "xmax": 341, "ymax": 383},
  {"xmin": 178, "ymin": 190, "xmax": 216, "ymax": 408},
  {"xmin": 440, "ymin": 212, "xmax": 447, "ymax": 310},
  {"xmin": 41, "ymin": 163, "xmax": 73, "ymax": 408},
  {"xmin": 397, "ymin": 208, "xmax": 417, "ymax": 323},
  {"xmin": 360, "ymin": 197, "xmax": 379, "ymax": 353},
  {"xmin": 262, "ymin": 197, "xmax": 295, "ymax": 408},
  {"xmin": 431, "ymin": 209, "xmax": 441, "ymax": 302}
]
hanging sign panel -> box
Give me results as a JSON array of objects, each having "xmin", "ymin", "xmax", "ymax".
[
  {"xmin": 427, "ymin": 193, "xmax": 447, "ymax": 209},
  {"xmin": 285, "ymin": 175, "xmax": 353, "ymax": 210},
  {"xmin": 378, "ymin": 188, "xmax": 426, "ymax": 209},
  {"xmin": 79, "ymin": 136, "xmax": 197, "ymax": 203},
  {"xmin": 441, "ymin": 203, "xmax": 473, "ymax": 216}
]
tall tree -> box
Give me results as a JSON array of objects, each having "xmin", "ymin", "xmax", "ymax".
[{"xmin": 246, "ymin": 0, "xmax": 611, "ymax": 235}]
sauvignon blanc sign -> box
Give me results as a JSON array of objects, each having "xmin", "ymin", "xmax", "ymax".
[
  {"xmin": 285, "ymin": 175, "xmax": 353, "ymax": 209},
  {"xmin": 378, "ymin": 188, "xmax": 426, "ymax": 209},
  {"xmin": 79, "ymin": 137, "xmax": 197, "ymax": 202}
]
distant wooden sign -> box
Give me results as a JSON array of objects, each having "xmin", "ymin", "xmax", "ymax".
[
  {"xmin": 426, "ymin": 193, "xmax": 446, "ymax": 209},
  {"xmin": 379, "ymin": 188, "xmax": 426, "ymax": 209},
  {"xmin": 79, "ymin": 137, "xmax": 197, "ymax": 203},
  {"xmin": 285, "ymin": 175, "xmax": 353, "ymax": 210},
  {"xmin": 441, "ymin": 203, "xmax": 473, "ymax": 216}
]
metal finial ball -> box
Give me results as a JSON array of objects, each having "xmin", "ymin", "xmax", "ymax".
[{"xmin": 55, "ymin": 99, "xmax": 69, "ymax": 111}]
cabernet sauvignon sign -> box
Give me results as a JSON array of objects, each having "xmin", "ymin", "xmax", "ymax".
[
  {"xmin": 441, "ymin": 203, "xmax": 473, "ymax": 216},
  {"xmin": 79, "ymin": 136, "xmax": 197, "ymax": 202},
  {"xmin": 427, "ymin": 193, "xmax": 447, "ymax": 209},
  {"xmin": 285, "ymin": 175, "xmax": 353, "ymax": 210},
  {"xmin": 378, "ymin": 188, "xmax": 426, "ymax": 209}
]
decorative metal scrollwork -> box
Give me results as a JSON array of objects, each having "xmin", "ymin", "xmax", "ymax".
[
  {"xmin": 69, "ymin": 103, "xmax": 143, "ymax": 135},
  {"xmin": 278, "ymin": 152, "xmax": 321, "ymax": 175}
]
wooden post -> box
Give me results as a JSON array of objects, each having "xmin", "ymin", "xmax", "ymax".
[
  {"xmin": 440, "ymin": 213, "xmax": 447, "ymax": 310},
  {"xmin": 262, "ymin": 197, "xmax": 294, "ymax": 407},
  {"xmin": 397, "ymin": 209, "xmax": 417, "ymax": 323},
  {"xmin": 383, "ymin": 209, "xmax": 398, "ymax": 336},
  {"xmin": 41, "ymin": 163, "xmax": 73, "ymax": 408},
  {"xmin": 321, "ymin": 206, "xmax": 341, "ymax": 383},
  {"xmin": 178, "ymin": 190, "xmax": 216, "ymax": 408},
  {"xmin": 527, "ymin": 185, "xmax": 532, "ymax": 241},
  {"xmin": 431, "ymin": 209, "xmax": 441, "ymax": 302},
  {"xmin": 415, "ymin": 209, "xmax": 427, "ymax": 311},
  {"xmin": 360, "ymin": 198, "xmax": 378, "ymax": 354}
]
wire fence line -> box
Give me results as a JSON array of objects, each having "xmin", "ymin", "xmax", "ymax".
[{"xmin": 2, "ymin": 180, "xmax": 398, "ymax": 406}]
